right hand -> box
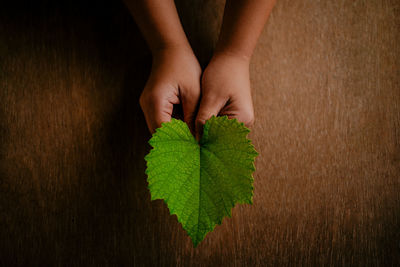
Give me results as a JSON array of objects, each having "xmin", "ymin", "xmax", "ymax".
[{"xmin": 140, "ymin": 46, "xmax": 201, "ymax": 134}]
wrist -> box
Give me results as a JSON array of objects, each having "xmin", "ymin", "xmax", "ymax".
[
  {"xmin": 209, "ymin": 49, "xmax": 251, "ymax": 70},
  {"xmin": 211, "ymin": 49, "xmax": 251, "ymax": 66}
]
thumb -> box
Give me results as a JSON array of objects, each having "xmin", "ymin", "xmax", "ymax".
[
  {"xmin": 195, "ymin": 95, "xmax": 227, "ymax": 140},
  {"xmin": 181, "ymin": 88, "xmax": 200, "ymax": 135}
]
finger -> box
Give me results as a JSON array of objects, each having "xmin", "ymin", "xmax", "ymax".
[
  {"xmin": 140, "ymin": 95, "xmax": 174, "ymax": 134},
  {"xmin": 222, "ymin": 110, "xmax": 255, "ymax": 128},
  {"xmin": 181, "ymin": 87, "xmax": 200, "ymax": 135},
  {"xmin": 195, "ymin": 94, "xmax": 227, "ymax": 140},
  {"xmin": 220, "ymin": 99, "xmax": 255, "ymax": 127},
  {"xmin": 144, "ymin": 106, "xmax": 172, "ymax": 134}
]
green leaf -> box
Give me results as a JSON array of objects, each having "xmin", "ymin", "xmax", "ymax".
[{"xmin": 145, "ymin": 116, "xmax": 258, "ymax": 247}]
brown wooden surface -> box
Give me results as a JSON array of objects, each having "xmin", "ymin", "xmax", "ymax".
[{"xmin": 0, "ymin": 0, "xmax": 399, "ymax": 266}]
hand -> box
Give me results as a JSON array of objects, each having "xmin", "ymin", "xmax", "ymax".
[
  {"xmin": 140, "ymin": 46, "xmax": 201, "ymax": 133},
  {"xmin": 127, "ymin": 0, "xmax": 274, "ymax": 136},
  {"xmin": 195, "ymin": 52, "xmax": 255, "ymax": 139}
]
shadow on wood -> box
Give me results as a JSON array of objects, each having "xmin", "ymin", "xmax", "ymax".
[{"xmin": 0, "ymin": 0, "xmax": 399, "ymax": 266}]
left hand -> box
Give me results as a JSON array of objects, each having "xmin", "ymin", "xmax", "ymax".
[{"xmin": 195, "ymin": 52, "xmax": 255, "ymax": 139}]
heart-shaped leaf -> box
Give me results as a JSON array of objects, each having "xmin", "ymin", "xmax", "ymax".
[{"xmin": 145, "ymin": 116, "xmax": 258, "ymax": 246}]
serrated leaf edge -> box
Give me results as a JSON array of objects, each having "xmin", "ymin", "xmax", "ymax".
[{"xmin": 144, "ymin": 116, "xmax": 258, "ymax": 247}]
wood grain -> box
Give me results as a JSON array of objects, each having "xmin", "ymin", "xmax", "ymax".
[{"xmin": 0, "ymin": 0, "xmax": 399, "ymax": 266}]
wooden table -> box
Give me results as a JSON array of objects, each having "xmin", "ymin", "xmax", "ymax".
[{"xmin": 0, "ymin": 0, "xmax": 399, "ymax": 265}]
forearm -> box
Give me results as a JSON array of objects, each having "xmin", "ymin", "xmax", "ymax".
[
  {"xmin": 124, "ymin": 0, "xmax": 191, "ymax": 53},
  {"xmin": 215, "ymin": 0, "xmax": 276, "ymax": 60}
]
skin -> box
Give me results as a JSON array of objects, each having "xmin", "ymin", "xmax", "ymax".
[{"xmin": 124, "ymin": 0, "xmax": 276, "ymax": 138}]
